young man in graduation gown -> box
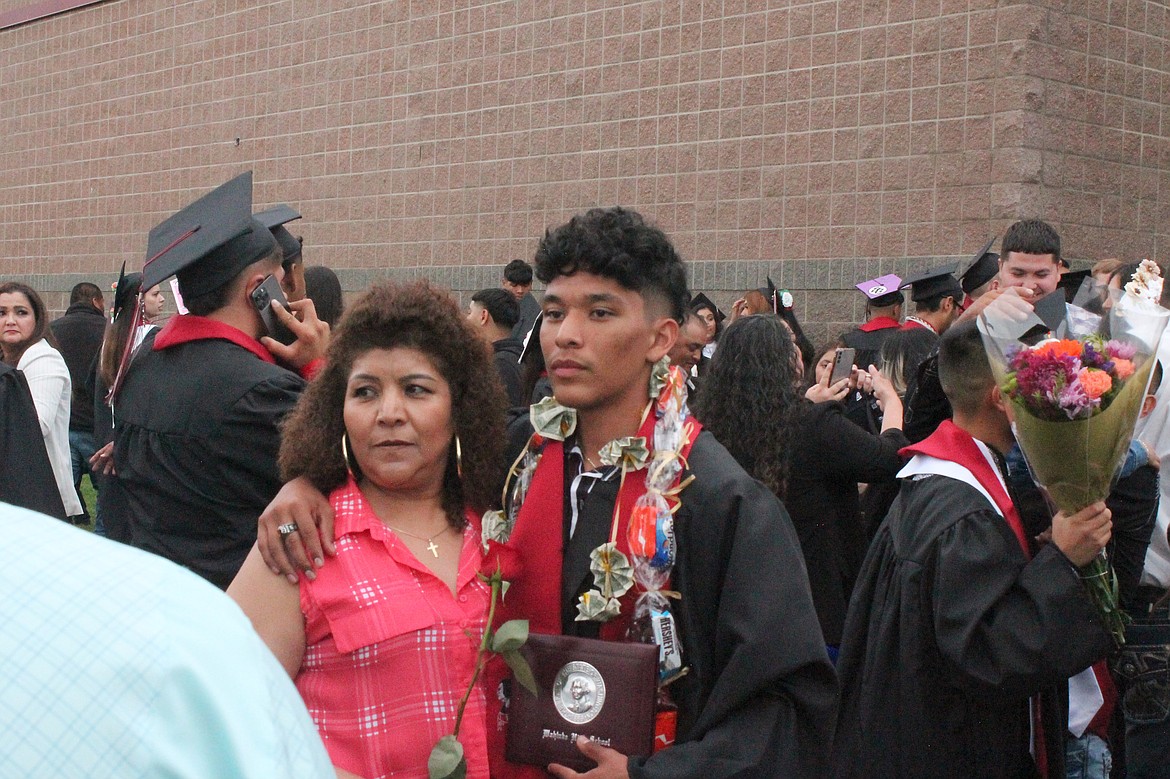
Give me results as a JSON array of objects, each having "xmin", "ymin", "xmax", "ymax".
[
  {"xmin": 833, "ymin": 321, "xmax": 1115, "ymax": 778},
  {"xmin": 257, "ymin": 207, "xmax": 838, "ymax": 778},
  {"xmin": 113, "ymin": 173, "xmax": 327, "ymax": 589}
]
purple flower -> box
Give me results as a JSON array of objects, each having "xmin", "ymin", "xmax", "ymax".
[
  {"xmin": 1057, "ymin": 380, "xmax": 1099, "ymax": 419},
  {"xmin": 1106, "ymin": 340, "xmax": 1138, "ymax": 360}
]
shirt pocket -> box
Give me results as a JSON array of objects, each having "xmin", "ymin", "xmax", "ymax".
[{"xmin": 317, "ymin": 593, "xmax": 438, "ymax": 655}]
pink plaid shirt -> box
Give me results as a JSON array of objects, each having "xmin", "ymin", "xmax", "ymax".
[{"xmin": 297, "ymin": 478, "xmax": 490, "ymax": 779}]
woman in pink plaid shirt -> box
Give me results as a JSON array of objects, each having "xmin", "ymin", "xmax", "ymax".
[{"xmin": 231, "ymin": 282, "xmax": 507, "ymax": 779}]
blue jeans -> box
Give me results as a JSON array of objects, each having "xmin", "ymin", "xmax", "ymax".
[
  {"xmin": 1064, "ymin": 733, "xmax": 1110, "ymax": 779},
  {"xmin": 68, "ymin": 429, "xmax": 97, "ymax": 512}
]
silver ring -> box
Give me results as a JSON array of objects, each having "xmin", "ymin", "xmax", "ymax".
[{"xmin": 277, "ymin": 523, "xmax": 298, "ymax": 537}]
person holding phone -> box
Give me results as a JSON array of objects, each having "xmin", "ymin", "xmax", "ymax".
[
  {"xmin": 109, "ymin": 173, "xmax": 328, "ymax": 588},
  {"xmin": 697, "ymin": 318, "xmax": 908, "ymax": 659}
]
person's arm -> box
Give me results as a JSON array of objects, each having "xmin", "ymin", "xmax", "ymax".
[
  {"xmin": 257, "ymin": 477, "xmax": 337, "ymax": 582},
  {"xmin": 20, "ymin": 347, "xmax": 69, "ymax": 437},
  {"xmin": 227, "ymin": 544, "xmax": 308, "ymax": 677},
  {"xmin": 805, "ymin": 402, "xmax": 908, "ymax": 484}
]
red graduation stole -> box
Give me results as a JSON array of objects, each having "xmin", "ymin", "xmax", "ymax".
[{"xmin": 899, "ymin": 420, "xmax": 1029, "ymax": 557}]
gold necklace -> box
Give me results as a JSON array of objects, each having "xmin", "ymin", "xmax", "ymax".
[{"xmin": 384, "ymin": 523, "xmax": 452, "ymax": 558}]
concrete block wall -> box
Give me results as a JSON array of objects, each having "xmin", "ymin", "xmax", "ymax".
[{"xmin": 2, "ymin": 0, "xmax": 1168, "ymax": 342}]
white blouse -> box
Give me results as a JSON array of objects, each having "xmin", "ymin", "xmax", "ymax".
[{"xmin": 18, "ymin": 339, "xmax": 83, "ymax": 517}]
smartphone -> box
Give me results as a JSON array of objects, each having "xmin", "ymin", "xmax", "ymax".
[
  {"xmin": 250, "ymin": 274, "xmax": 297, "ymax": 346},
  {"xmin": 830, "ymin": 347, "xmax": 856, "ymax": 384}
]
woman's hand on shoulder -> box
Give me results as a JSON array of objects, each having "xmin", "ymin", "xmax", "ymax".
[{"xmin": 258, "ymin": 476, "xmax": 336, "ymax": 583}]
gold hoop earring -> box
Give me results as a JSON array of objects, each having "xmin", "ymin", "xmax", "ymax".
[
  {"xmin": 341, "ymin": 432, "xmax": 355, "ymax": 478},
  {"xmin": 455, "ymin": 434, "xmax": 463, "ymax": 479}
]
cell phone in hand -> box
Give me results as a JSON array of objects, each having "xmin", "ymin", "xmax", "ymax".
[
  {"xmin": 250, "ymin": 274, "xmax": 297, "ymax": 346},
  {"xmin": 830, "ymin": 347, "xmax": 856, "ymax": 385}
]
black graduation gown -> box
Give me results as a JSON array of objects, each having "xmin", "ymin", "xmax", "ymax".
[
  {"xmin": 0, "ymin": 363, "xmax": 67, "ymax": 519},
  {"xmin": 834, "ymin": 475, "xmax": 1114, "ymax": 778},
  {"xmin": 506, "ymin": 422, "xmax": 838, "ymax": 778},
  {"xmin": 113, "ymin": 331, "xmax": 304, "ymax": 588},
  {"xmin": 785, "ymin": 401, "xmax": 909, "ymax": 644}
]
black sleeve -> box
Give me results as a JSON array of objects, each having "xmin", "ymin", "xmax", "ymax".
[
  {"xmin": 803, "ymin": 403, "xmax": 909, "ymax": 483},
  {"xmin": 932, "ymin": 510, "xmax": 1114, "ymax": 698},
  {"xmin": 210, "ymin": 374, "xmax": 305, "ymax": 504},
  {"xmin": 904, "ymin": 351, "xmax": 951, "ymax": 443},
  {"xmin": 1108, "ymin": 464, "xmax": 1159, "ymax": 608}
]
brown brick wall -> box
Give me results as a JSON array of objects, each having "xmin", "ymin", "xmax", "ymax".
[{"xmin": 2, "ymin": 1, "xmax": 1168, "ymax": 344}]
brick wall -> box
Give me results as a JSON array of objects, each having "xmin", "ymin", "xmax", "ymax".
[{"xmin": 2, "ymin": 0, "xmax": 1167, "ymax": 346}]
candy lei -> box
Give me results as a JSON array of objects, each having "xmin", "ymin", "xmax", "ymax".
[{"xmin": 481, "ymin": 357, "xmax": 694, "ymax": 624}]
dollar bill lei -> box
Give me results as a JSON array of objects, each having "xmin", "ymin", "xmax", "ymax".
[{"xmin": 481, "ymin": 357, "xmax": 693, "ymax": 623}]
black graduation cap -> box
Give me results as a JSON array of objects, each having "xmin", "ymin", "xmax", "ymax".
[
  {"xmin": 254, "ymin": 204, "xmax": 303, "ymax": 267},
  {"xmin": 1058, "ymin": 268, "xmax": 1092, "ymax": 303},
  {"xmin": 757, "ymin": 277, "xmax": 780, "ymax": 314},
  {"xmin": 689, "ymin": 292, "xmax": 726, "ymax": 323},
  {"xmin": 141, "ymin": 171, "xmax": 277, "ymax": 298},
  {"xmin": 1032, "ymin": 289, "xmax": 1069, "ymax": 332},
  {"xmin": 959, "ymin": 236, "xmax": 1000, "ymax": 295},
  {"xmin": 856, "ymin": 274, "xmax": 904, "ymax": 307},
  {"xmin": 901, "ymin": 263, "xmax": 963, "ymax": 303},
  {"xmin": 110, "ymin": 262, "xmax": 143, "ymax": 322}
]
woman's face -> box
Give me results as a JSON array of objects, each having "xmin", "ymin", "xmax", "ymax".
[
  {"xmin": 143, "ymin": 285, "xmax": 165, "ymax": 320},
  {"xmin": 815, "ymin": 348, "xmax": 837, "ymax": 386},
  {"xmin": 696, "ymin": 307, "xmax": 717, "ymax": 343},
  {"xmin": 343, "ymin": 347, "xmax": 454, "ymax": 497},
  {"xmin": 0, "ymin": 292, "xmax": 37, "ymax": 351}
]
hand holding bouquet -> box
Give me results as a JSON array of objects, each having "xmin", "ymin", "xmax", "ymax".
[{"xmin": 979, "ymin": 261, "xmax": 1169, "ymax": 645}]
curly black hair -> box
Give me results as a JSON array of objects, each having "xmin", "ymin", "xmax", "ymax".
[
  {"xmin": 534, "ymin": 207, "xmax": 689, "ymax": 322},
  {"xmin": 693, "ymin": 314, "xmax": 805, "ymax": 498},
  {"xmin": 279, "ymin": 281, "xmax": 507, "ymax": 528}
]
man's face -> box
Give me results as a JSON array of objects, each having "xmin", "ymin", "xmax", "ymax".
[
  {"xmin": 280, "ymin": 262, "xmax": 306, "ymax": 303},
  {"xmin": 502, "ymin": 279, "xmax": 528, "ymax": 300},
  {"xmin": 668, "ymin": 319, "xmax": 706, "ymax": 372},
  {"xmin": 998, "ymin": 252, "xmax": 1060, "ymax": 296},
  {"xmin": 465, "ymin": 302, "xmax": 493, "ymax": 341},
  {"xmin": 540, "ymin": 272, "xmax": 674, "ymax": 414}
]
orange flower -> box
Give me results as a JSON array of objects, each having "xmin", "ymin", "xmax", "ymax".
[
  {"xmin": 1078, "ymin": 368, "xmax": 1113, "ymax": 399},
  {"xmin": 1113, "ymin": 359, "xmax": 1135, "ymax": 380},
  {"xmin": 1035, "ymin": 339, "xmax": 1084, "ymax": 359}
]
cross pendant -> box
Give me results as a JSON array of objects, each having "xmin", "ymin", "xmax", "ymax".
[{"xmin": 427, "ymin": 540, "xmax": 439, "ymax": 557}]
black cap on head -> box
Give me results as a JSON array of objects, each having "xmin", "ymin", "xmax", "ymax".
[
  {"xmin": 689, "ymin": 292, "xmax": 726, "ymax": 323},
  {"xmin": 111, "ymin": 263, "xmax": 143, "ymax": 322},
  {"xmin": 959, "ymin": 236, "xmax": 1000, "ymax": 295},
  {"xmin": 756, "ymin": 277, "xmax": 780, "ymax": 314},
  {"xmin": 254, "ymin": 204, "xmax": 303, "ymax": 267},
  {"xmin": 141, "ymin": 171, "xmax": 278, "ymax": 298},
  {"xmin": 901, "ymin": 263, "xmax": 963, "ymax": 303}
]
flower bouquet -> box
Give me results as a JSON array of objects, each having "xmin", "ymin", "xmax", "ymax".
[{"xmin": 977, "ymin": 261, "xmax": 1169, "ymax": 645}]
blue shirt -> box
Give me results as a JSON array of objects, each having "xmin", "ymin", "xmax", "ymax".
[{"xmin": 0, "ymin": 501, "xmax": 335, "ymax": 778}]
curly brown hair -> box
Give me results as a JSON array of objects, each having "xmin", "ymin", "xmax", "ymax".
[{"xmin": 279, "ymin": 281, "xmax": 507, "ymax": 528}]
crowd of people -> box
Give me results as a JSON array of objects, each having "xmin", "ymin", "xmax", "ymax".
[{"xmin": 3, "ymin": 171, "xmax": 1170, "ymax": 779}]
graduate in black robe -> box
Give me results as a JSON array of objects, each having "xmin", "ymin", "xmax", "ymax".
[
  {"xmin": 834, "ymin": 322, "xmax": 1114, "ymax": 779},
  {"xmin": 112, "ymin": 173, "xmax": 324, "ymax": 588},
  {"xmin": 495, "ymin": 418, "xmax": 838, "ymax": 778}
]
